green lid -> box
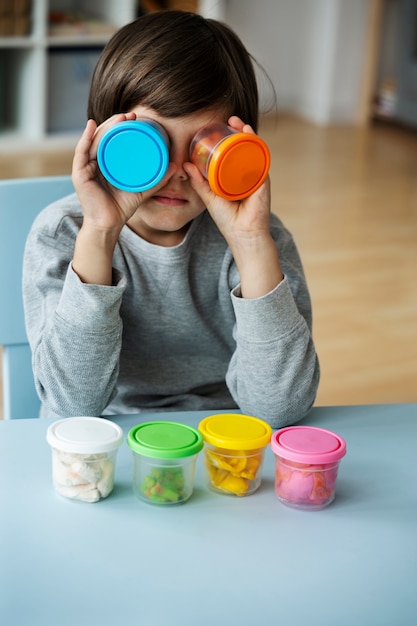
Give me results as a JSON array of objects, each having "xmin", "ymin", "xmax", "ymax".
[{"xmin": 127, "ymin": 421, "xmax": 203, "ymax": 459}]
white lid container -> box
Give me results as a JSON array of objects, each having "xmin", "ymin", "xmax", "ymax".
[
  {"xmin": 46, "ymin": 417, "xmax": 123, "ymax": 503},
  {"xmin": 47, "ymin": 416, "xmax": 123, "ymax": 454}
]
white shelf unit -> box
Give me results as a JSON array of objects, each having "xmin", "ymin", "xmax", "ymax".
[{"xmin": 0, "ymin": 0, "xmax": 137, "ymax": 148}]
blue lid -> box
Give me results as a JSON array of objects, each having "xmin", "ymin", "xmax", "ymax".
[{"xmin": 97, "ymin": 120, "xmax": 169, "ymax": 192}]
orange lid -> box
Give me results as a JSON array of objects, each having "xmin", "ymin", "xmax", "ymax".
[{"xmin": 207, "ymin": 133, "xmax": 270, "ymax": 201}]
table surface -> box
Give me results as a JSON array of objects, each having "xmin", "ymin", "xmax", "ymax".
[{"xmin": 1, "ymin": 404, "xmax": 417, "ymax": 626}]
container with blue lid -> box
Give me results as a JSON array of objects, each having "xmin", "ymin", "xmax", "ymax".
[{"xmin": 97, "ymin": 119, "xmax": 169, "ymax": 192}]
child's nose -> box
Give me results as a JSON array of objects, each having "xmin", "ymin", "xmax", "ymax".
[{"xmin": 169, "ymin": 146, "xmax": 190, "ymax": 180}]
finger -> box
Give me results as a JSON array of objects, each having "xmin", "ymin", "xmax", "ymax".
[
  {"xmin": 183, "ymin": 162, "xmax": 210, "ymax": 190},
  {"xmin": 90, "ymin": 112, "xmax": 138, "ymax": 156},
  {"xmin": 228, "ymin": 116, "xmax": 256, "ymax": 135},
  {"xmin": 228, "ymin": 115, "xmax": 245, "ymax": 131},
  {"xmin": 94, "ymin": 112, "xmax": 136, "ymax": 137},
  {"xmin": 183, "ymin": 162, "xmax": 219, "ymax": 208},
  {"xmin": 73, "ymin": 119, "xmax": 97, "ymax": 172}
]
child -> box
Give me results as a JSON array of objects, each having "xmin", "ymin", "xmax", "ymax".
[{"xmin": 23, "ymin": 10, "xmax": 320, "ymax": 427}]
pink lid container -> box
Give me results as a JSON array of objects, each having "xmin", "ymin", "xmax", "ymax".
[
  {"xmin": 271, "ymin": 426, "xmax": 346, "ymax": 464},
  {"xmin": 270, "ymin": 426, "xmax": 346, "ymax": 510}
]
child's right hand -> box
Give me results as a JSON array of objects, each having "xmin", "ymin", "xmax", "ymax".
[
  {"xmin": 71, "ymin": 114, "xmax": 175, "ymax": 285},
  {"xmin": 72, "ymin": 114, "xmax": 174, "ymax": 236}
]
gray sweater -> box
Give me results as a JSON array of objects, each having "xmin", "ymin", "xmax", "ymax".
[{"xmin": 23, "ymin": 193, "xmax": 319, "ymax": 427}]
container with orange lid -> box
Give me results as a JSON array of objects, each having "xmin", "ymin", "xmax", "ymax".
[
  {"xmin": 198, "ymin": 413, "xmax": 272, "ymax": 496},
  {"xmin": 190, "ymin": 123, "xmax": 270, "ymax": 201}
]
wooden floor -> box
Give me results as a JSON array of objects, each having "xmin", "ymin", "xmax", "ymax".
[{"xmin": 1, "ymin": 115, "xmax": 416, "ymax": 417}]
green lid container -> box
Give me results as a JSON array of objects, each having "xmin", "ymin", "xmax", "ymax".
[{"xmin": 127, "ymin": 421, "xmax": 203, "ymax": 459}]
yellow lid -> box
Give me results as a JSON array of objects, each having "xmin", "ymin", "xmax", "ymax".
[
  {"xmin": 207, "ymin": 133, "xmax": 270, "ymax": 201},
  {"xmin": 198, "ymin": 413, "xmax": 272, "ymax": 450}
]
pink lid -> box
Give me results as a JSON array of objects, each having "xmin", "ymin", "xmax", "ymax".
[{"xmin": 270, "ymin": 426, "xmax": 346, "ymax": 464}]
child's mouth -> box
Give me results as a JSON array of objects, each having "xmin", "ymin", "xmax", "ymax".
[{"xmin": 152, "ymin": 194, "xmax": 187, "ymax": 207}]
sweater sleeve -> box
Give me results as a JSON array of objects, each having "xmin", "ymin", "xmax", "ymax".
[
  {"xmin": 227, "ymin": 277, "xmax": 319, "ymax": 429},
  {"xmin": 22, "ymin": 202, "xmax": 126, "ymax": 417},
  {"xmin": 225, "ymin": 217, "xmax": 320, "ymax": 429}
]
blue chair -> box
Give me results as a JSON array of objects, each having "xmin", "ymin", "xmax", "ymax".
[{"xmin": 0, "ymin": 175, "xmax": 74, "ymax": 419}]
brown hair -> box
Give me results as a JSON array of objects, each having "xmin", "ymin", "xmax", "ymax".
[{"xmin": 87, "ymin": 10, "xmax": 260, "ymax": 131}]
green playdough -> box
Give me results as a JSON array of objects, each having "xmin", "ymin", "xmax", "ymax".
[{"xmin": 141, "ymin": 467, "xmax": 186, "ymax": 503}]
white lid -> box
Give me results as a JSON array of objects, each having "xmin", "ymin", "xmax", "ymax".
[{"xmin": 47, "ymin": 417, "xmax": 123, "ymax": 454}]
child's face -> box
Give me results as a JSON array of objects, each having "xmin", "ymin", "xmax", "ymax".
[{"xmin": 127, "ymin": 105, "xmax": 227, "ymax": 246}]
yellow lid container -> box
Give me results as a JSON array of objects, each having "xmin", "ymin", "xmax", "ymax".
[
  {"xmin": 199, "ymin": 413, "xmax": 272, "ymax": 449},
  {"xmin": 198, "ymin": 413, "xmax": 272, "ymax": 496}
]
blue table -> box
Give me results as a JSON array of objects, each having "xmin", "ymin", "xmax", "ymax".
[{"xmin": 1, "ymin": 404, "xmax": 417, "ymax": 626}]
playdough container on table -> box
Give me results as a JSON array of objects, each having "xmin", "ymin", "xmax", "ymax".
[
  {"xmin": 97, "ymin": 119, "xmax": 169, "ymax": 192},
  {"xmin": 46, "ymin": 417, "xmax": 123, "ymax": 503},
  {"xmin": 127, "ymin": 421, "xmax": 203, "ymax": 505},
  {"xmin": 198, "ymin": 413, "xmax": 272, "ymax": 496},
  {"xmin": 270, "ymin": 426, "xmax": 346, "ymax": 510},
  {"xmin": 190, "ymin": 123, "xmax": 270, "ymax": 201}
]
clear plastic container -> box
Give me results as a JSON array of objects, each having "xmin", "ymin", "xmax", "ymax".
[
  {"xmin": 46, "ymin": 417, "xmax": 123, "ymax": 503},
  {"xmin": 97, "ymin": 119, "xmax": 169, "ymax": 192},
  {"xmin": 270, "ymin": 426, "xmax": 347, "ymax": 510},
  {"xmin": 127, "ymin": 421, "xmax": 203, "ymax": 505},
  {"xmin": 198, "ymin": 413, "xmax": 272, "ymax": 496},
  {"xmin": 190, "ymin": 123, "xmax": 270, "ymax": 201}
]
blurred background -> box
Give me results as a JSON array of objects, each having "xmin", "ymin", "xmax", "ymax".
[{"xmin": 1, "ymin": 0, "xmax": 416, "ymax": 416}]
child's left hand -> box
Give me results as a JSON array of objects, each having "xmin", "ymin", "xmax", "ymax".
[
  {"xmin": 184, "ymin": 116, "xmax": 271, "ymax": 239},
  {"xmin": 184, "ymin": 116, "xmax": 284, "ymax": 298}
]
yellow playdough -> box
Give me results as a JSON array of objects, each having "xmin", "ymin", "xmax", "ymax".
[{"xmin": 205, "ymin": 448, "xmax": 263, "ymax": 495}]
